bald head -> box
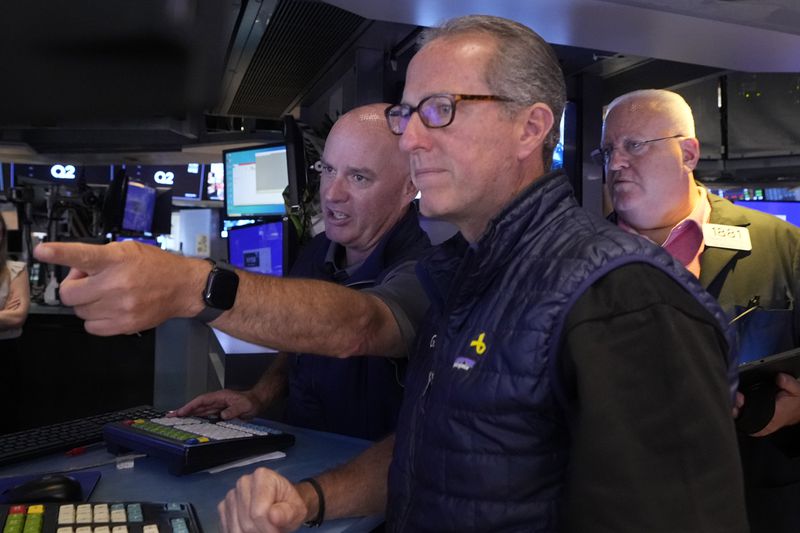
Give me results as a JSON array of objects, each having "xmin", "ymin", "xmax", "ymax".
[
  {"xmin": 604, "ymin": 89, "xmax": 696, "ymax": 140},
  {"xmin": 602, "ymin": 89, "xmax": 702, "ymax": 244},
  {"xmin": 327, "ymin": 103, "xmax": 408, "ymax": 177},
  {"xmin": 320, "ymin": 103, "xmax": 417, "ymax": 265}
]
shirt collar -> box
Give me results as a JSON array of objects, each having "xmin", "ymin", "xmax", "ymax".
[
  {"xmin": 324, "ymin": 241, "xmax": 363, "ymax": 280},
  {"xmin": 618, "ymin": 186, "xmax": 710, "ymax": 245}
]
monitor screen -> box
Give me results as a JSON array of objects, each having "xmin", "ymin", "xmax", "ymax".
[
  {"xmin": 121, "ymin": 164, "xmax": 204, "ymax": 200},
  {"xmin": 223, "ymin": 144, "xmax": 290, "ymax": 218},
  {"xmin": 734, "ymin": 200, "xmax": 800, "ymax": 227},
  {"xmin": 11, "ymin": 163, "xmax": 113, "ymax": 186},
  {"xmin": 122, "ymin": 181, "xmax": 157, "ymax": 234},
  {"xmin": 227, "ymin": 219, "xmax": 285, "ymax": 276}
]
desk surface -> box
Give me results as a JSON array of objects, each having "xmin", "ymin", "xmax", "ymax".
[{"xmin": 0, "ymin": 420, "xmax": 383, "ymax": 533}]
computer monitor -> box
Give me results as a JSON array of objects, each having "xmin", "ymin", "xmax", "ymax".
[
  {"xmin": 734, "ymin": 200, "xmax": 800, "ymax": 227},
  {"xmin": 121, "ymin": 181, "xmax": 157, "ymax": 234},
  {"xmin": 223, "ymin": 143, "xmax": 293, "ymax": 219},
  {"xmin": 121, "ymin": 164, "xmax": 204, "ymax": 201},
  {"xmin": 226, "ymin": 219, "xmax": 286, "ymax": 276},
  {"xmin": 11, "ymin": 163, "xmax": 113, "ymax": 186}
]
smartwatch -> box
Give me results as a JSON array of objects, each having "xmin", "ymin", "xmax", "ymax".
[{"xmin": 195, "ymin": 259, "xmax": 239, "ymax": 323}]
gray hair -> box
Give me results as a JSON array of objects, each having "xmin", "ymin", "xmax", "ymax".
[{"xmin": 419, "ymin": 15, "xmax": 566, "ymax": 168}]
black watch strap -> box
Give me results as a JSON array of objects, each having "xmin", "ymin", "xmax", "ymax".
[
  {"xmin": 301, "ymin": 477, "xmax": 325, "ymax": 527},
  {"xmin": 195, "ymin": 259, "xmax": 238, "ymax": 323}
]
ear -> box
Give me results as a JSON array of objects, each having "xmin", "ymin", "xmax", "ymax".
[
  {"xmin": 402, "ymin": 172, "xmax": 419, "ymax": 203},
  {"xmin": 517, "ymin": 103, "xmax": 555, "ymax": 162},
  {"xmin": 680, "ymin": 137, "xmax": 701, "ymax": 171}
]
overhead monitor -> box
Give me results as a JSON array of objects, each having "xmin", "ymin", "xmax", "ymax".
[
  {"xmin": 121, "ymin": 164, "xmax": 204, "ymax": 200},
  {"xmin": 223, "ymin": 143, "xmax": 291, "ymax": 218},
  {"xmin": 734, "ymin": 200, "xmax": 800, "ymax": 227},
  {"xmin": 11, "ymin": 163, "xmax": 113, "ymax": 186},
  {"xmin": 226, "ymin": 219, "xmax": 286, "ymax": 276}
]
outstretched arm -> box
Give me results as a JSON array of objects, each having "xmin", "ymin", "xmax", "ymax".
[{"xmin": 34, "ymin": 241, "xmax": 405, "ymax": 357}]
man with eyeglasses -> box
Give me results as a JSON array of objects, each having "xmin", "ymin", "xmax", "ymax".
[
  {"xmin": 171, "ymin": 103, "xmax": 430, "ymax": 442},
  {"xmin": 603, "ymin": 88, "xmax": 800, "ymax": 533},
  {"xmin": 35, "ymin": 15, "xmax": 747, "ymax": 532},
  {"xmin": 214, "ymin": 16, "xmax": 746, "ymax": 533}
]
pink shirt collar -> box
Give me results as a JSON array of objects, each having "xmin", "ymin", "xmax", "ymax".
[{"xmin": 618, "ymin": 187, "xmax": 710, "ymax": 278}]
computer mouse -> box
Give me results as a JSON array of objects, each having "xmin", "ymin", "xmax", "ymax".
[{"xmin": 2, "ymin": 474, "xmax": 83, "ymax": 503}]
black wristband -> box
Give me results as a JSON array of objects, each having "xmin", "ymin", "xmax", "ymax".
[{"xmin": 301, "ymin": 477, "xmax": 325, "ymax": 527}]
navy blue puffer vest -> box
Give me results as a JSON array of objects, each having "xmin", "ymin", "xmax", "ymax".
[
  {"xmin": 386, "ymin": 171, "xmax": 736, "ymax": 532},
  {"xmin": 286, "ymin": 206, "xmax": 431, "ymax": 440}
]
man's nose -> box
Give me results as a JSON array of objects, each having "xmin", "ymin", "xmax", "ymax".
[
  {"xmin": 607, "ymin": 147, "xmax": 630, "ymax": 171},
  {"xmin": 399, "ymin": 112, "xmax": 431, "ymax": 153},
  {"xmin": 323, "ymin": 176, "xmax": 348, "ymax": 202}
]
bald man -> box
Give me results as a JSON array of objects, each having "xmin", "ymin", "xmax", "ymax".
[
  {"xmin": 603, "ymin": 89, "xmax": 800, "ymax": 533},
  {"xmin": 34, "ymin": 103, "xmax": 430, "ymax": 439}
]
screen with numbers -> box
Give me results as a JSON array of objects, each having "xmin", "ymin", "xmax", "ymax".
[{"xmin": 734, "ymin": 200, "xmax": 800, "ymax": 227}]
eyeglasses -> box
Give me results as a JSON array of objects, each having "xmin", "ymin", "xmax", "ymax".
[
  {"xmin": 591, "ymin": 134, "xmax": 685, "ymax": 167},
  {"xmin": 384, "ymin": 94, "xmax": 513, "ymax": 135}
]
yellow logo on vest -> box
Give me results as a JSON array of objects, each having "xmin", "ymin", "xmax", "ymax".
[
  {"xmin": 470, "ymin": 333, "xmax": 487, "ymax": 355},
  {"xmin": 453, "ymin": 332, "xmax": 488, "ymax": 371}
]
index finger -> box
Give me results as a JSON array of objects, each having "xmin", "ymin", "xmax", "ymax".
[{"xmin": 34, "ymin": 242, "xmax": 114, "ymax": 275}]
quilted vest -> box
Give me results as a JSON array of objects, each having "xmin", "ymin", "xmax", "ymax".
[
  {"xmin": 386, "ymin": 171, "xmax": 736, "ymax": 531},
  {"xmin": 286, "ymin": 205, "xmax": 431, "ymax": 440}
]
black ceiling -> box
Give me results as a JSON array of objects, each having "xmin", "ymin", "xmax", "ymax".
[{"xmin": 0, "ymin": 0, "xmax": 725, "ymax": 161}]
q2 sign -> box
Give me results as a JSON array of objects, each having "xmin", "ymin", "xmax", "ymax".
[
  {"xmin": 154, "ymin": 170, "xmax": 175, "ymax": 185},
  {"xmin": 50, "ymin": 164, "xmax": 76, "ymax": 180}
]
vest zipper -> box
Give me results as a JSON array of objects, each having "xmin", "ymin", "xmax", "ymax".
[{"xmin": 398, "ymin": 369, "xmax": 435, "ymax": 531}]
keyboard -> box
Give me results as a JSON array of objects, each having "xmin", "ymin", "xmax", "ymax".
[
  {"xmin": 0, "ymin": 406, "xmax": 163, "ymax": 468},
  {"xmin": 0, "ymin": 501, "xmax": 202, "ymax": 533},
  {"xmin": 103, "ymin": 417, "xmax": 295, "ymax": 475}
]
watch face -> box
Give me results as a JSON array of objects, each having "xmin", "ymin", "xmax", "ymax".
[{"xmin": 204, "ymin": 268, "xmax": 239, "ymax": 310}]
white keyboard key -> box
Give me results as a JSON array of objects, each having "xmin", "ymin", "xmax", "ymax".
[
  {"xmin": 58, "ymin": 504, "xmax": 76, "ymax": 525},
  {"xmin": 93, "ymin": 504, "xmax": 110, "ymax": 522}
]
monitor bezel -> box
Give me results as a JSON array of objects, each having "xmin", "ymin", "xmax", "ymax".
[{"xmin": 222, "ymin": 142, "xmax": 291, "ymax": 219}]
